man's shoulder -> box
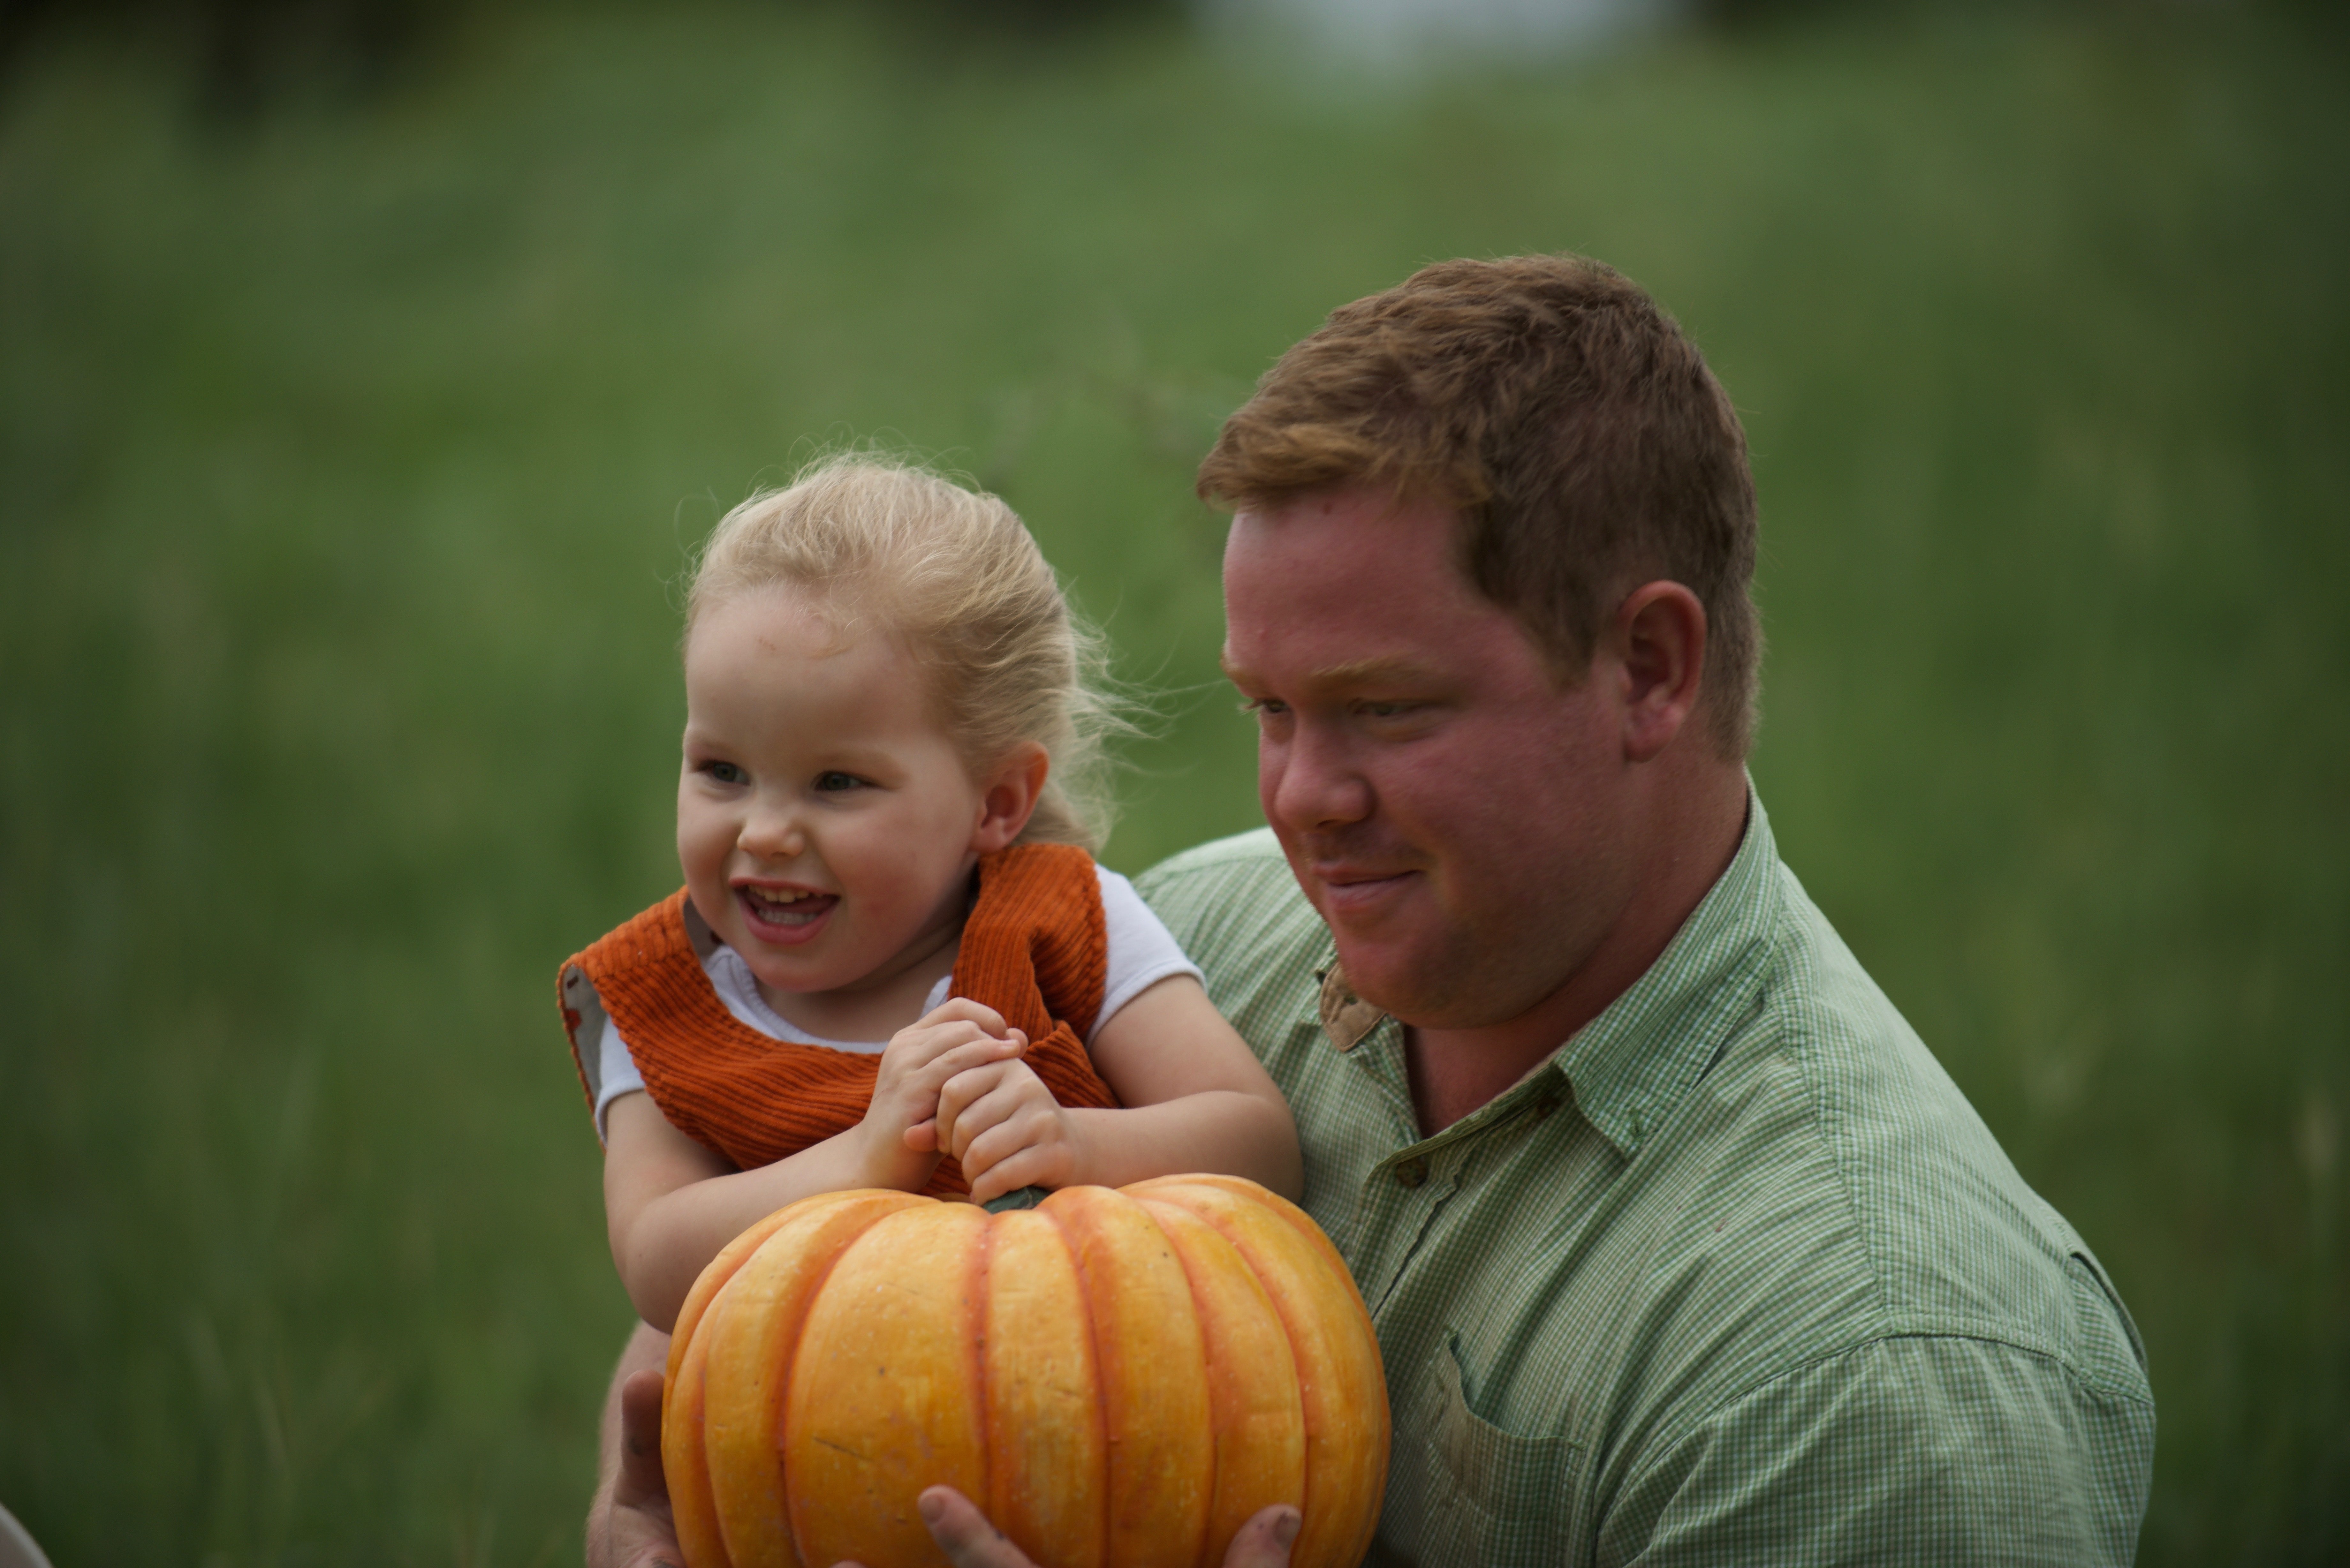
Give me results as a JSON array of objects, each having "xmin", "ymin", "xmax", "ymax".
[
  {"xmin": 1572, "ymin": 858, "xmax": 2154, "ymax": 1548},
  {"xmin": 1711, "ymin": 863, "xmax": 2149, "ymax": 1394}
]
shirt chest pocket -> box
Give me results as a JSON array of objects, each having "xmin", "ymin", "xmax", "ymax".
[{"xmin": 1370, "ymin": 1335, "xmax": 1585, "ymax": 1568}]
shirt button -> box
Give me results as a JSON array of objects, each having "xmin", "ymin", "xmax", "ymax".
[{"xmin": 1395, "ymin": 1156, "xmax": 1429, "ymax": 1189}]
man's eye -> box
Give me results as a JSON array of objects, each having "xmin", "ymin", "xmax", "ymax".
[
  {"xmin": 815, "ymin": 771, "xmax": 865, "ymax": 792},
  {"xmin": 1240, "ymin": 697, "xmax": 1289, "ymax": 717}
]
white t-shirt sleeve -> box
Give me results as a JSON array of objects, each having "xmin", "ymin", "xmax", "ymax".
[
  {"xmin": 1093, "ymin": 864, "xmax": 1204, "ymax": 1042},
  {"xmin": 595, "ymin": 1011, "xmax": 648, "ymax": 1144}
]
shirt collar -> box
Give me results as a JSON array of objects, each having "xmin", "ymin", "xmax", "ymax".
[{"xmin": 1318, "ymin": 783, "xmax": 1783, "ymax": 1159}]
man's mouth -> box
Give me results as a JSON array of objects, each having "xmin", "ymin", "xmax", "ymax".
[
  {"xmin": 735, "ymin": 883, "xmax": 839, "ymax": 941},
  {"xmin": 1311, "ymin": 865, "xmax": 1420, "ymax": 916}
]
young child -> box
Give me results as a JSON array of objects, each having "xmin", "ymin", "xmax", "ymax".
[{"xmin": 557, "ymin": 456, "xmax": 1302, "ymax": 1332}]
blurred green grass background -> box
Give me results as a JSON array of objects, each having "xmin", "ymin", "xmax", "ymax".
[{"xmin": 2, "ymin": 1, "xmax": 2344, "ymax": 1561}]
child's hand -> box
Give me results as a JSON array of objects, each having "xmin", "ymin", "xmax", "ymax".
[
  {"xmin": 934, "ymin": 1055, "xmax": 1081, "ymax": 1205},
  {"xmin": 859, "ymin": 999, "xmax": 1027, "ymax": 1190}
]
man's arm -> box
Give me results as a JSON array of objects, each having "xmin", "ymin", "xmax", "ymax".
[
  {"xmin": 1600, "ymin": 1334, "xmax": 2156, "ymax": 1566},
  {"xmin": 586, "ymin": 1322, "xmax": 681, "ymax": 1568}
]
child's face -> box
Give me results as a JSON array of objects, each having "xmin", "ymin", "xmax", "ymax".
[{"xmin": 676, "ymin": 585, "xmax": 997, "ymax": 1004}]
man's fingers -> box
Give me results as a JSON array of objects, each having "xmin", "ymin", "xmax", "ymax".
[
  {"xmin": 1223, "ymin": 1504, "xmax": 1302, "ymax": 1567},
  {"xmin": 615, "ymin": 1368, "xmax": 668, "ymax": 1504},
  {"xmin": 913, "ymin": 1486, "xmax": 1038, "ymax": 1568},
  {"xmin": 894, "ymin": 1489, "xmax": 1297, "ymax": 1568}
]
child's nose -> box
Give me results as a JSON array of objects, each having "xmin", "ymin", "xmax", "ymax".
[{"xmin": 738, "ymin": 801, "xmax": 807, "ymax": 863}]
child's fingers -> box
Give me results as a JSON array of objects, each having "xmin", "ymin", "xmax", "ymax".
[
  {"xmin": 885, "ymin": 1022, "xmax": 1026, "ymax": 1083},
  {"xmin": 935, "ymin": 1052, "xmax": 1044, "ymax": 1135},
  {"xmin": 932, "ymin": 1060, "xmax": 1011, "ymax": 1158},
  {"xmin": 906, "ymin": 1038, "xmax": 1025, "ymax": 1109},
  {"xmin": 883, "ymin": 1019, "xmax": 995, "ymax": 1071},
  {"xmin": 874, "ymin": 1038, "xmax": 1018, "ymax": 1138},
  {"xmin": 965, "ymin": 1140, "xmax": 1059, "ymax": 1205},
  {"xmin": 943, "ymin": 1071, "xmax": 1059, "ymax": 1168},
  {"xmin": 912, "ymin": 997, "xmax": 1010, "ymax": 1038},
  {"xmin": 956, "ymin": 1095, "xmax": 1057, "ymax": 1167}
]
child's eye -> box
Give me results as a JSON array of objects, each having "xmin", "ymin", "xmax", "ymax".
[
  {"xmin": 700, "ymin": 760, "xmax": 749, "ymax": 786},
  {"xmin": 1239, "ymin": 697, "xmax": 1289, "ymax": 718},
  {"xmin": 814, "ymin": 771, "xmax": 866, "ymax": 793}
]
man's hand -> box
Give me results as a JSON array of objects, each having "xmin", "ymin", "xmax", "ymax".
[
  {"xmin": 865, "ymin": 1488, "xmax": 1301, "ymax": 1568},
  {"xmin": 588, "ymin": 1364, "xmax": 684, "ymax": 1568},
  {"xmin": 936, "ymin": 1056, "xmax": 1079, "ymax": 1203}
]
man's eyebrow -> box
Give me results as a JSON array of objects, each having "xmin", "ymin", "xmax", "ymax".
[
  {"xmin": 1217, "ymin": 653, "xmax": 1440, "ymax": 688},
  {"xmin": 1306, "ymin": 657, "xmax": 1438, "ymax": 687}
]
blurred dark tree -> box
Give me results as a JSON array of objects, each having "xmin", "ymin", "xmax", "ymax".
[
  {"xmin": 1698, "ymin": 0, "xmax": 2321, "ymax": 23},
  {"xmin": 0, "ymin": 0, "xmax": 447, "ymax": 113},
  {"xmin": 0, "ymin": 0, "xmax": 1177, "ymax": 115}
]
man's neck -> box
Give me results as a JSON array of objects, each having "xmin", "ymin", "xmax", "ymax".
[{"xmin": 1403, "ymin": 766, "xmax": 1750, "ymax": 1136}]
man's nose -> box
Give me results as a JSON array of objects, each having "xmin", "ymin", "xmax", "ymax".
[
  {"xmin": 737, "ymin": 794, "xmax": 808, "ymax": 862},
  {"xmin": 1265, "ymin": 723, "xmax": 1373, "ymax": 832}
]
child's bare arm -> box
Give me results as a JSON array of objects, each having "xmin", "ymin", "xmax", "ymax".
[
  {"xmin": 603, "ymin": 1000, "xmax": 1026, "ymax": 1331},
  {"xmin": 938, "ymin": 974, "xmax": 1303, "ymax": 1203}
]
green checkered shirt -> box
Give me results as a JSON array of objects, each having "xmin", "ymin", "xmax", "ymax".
[{"xmin": 1136, "ymin": 795, "xmax": 2154, "ymax": 1566}]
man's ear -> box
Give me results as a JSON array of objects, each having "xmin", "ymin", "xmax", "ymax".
[
  {"xmin": 1613, "ymin": 581, "xmax": 1708, "ymax": 764},
  {"xmin": 970, "ymin": 743, "xmax": 1051, "ymax": 854}
]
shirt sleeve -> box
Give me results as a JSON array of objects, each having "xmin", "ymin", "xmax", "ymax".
[
  {"xmin": 1093, "ymin": 864, "xmax": 1205, "ymax": 1043},
  {"xmin": 1602, "ymin": 1334, "xmax": 2155, "ymax": 1567},
  {"xmin": 594, "ymin": 1012, "xmax": 648, "ymax": 1144}
]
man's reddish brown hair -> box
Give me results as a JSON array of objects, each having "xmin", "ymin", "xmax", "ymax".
[{"xmin": 1197, "ymin": 253, "xmax": 1761, "ymax": 758}]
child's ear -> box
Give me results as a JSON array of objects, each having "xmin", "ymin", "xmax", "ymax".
[{"xmin": 971, "ymin": 743, "xmax": 1050, "ymax": 854}]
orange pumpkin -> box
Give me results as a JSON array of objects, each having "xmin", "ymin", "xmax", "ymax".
[{"xmin": 662, "ymin": 1175, "xmax": 1389, "ymax": 1568}]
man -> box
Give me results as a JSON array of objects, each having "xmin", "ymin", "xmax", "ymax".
[{"xmin": 588, "ymin": 254, "xmax": 2155, "ymax": 1566}]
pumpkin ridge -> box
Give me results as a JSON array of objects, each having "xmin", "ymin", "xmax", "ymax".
[
  {"xmin": 733, "ymin": 1194, "xmax": 926, "ymax": 1561},
  {"xmin": 1044, "ymin": 1195, "xmax": 1119, "ymax": 1568},
  {"xmin": 1136, "ymin": 1183, "xmax": 1339, "ymax": 1567},
  {"xmin": 1137, "ymin": 1197, "xmax": 1305, "ymax": 1568},
  {"xmin": 1162, "ymin": 1207, "xmax": 1215, "ymax": 1568},
  {"xmin": 966, "ymin": 1208, "xmax": 997, "ymax": 1540},
  {"xmin": 1170, "ymin": 1203, "xmax": 1232, "ymax": 1568},
  {"xmin": 671, "ymin": 1286, "xmax": 736, "ymax": 1568},
  {"xmin": 1245, "ymin": 1227, "xmax": 1315, "ymax": 1557},
  {"xmin": 777, "ymin": 1203, "xmax": 895, "ymax": 1568}
]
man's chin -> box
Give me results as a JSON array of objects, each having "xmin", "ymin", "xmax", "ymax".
[
  {"xmin": 1329, "ymin": 938, "xmax": 1459, "ymax": 1023},
  {"xmin": 1336, "ymin": 926, "xmax": 1575, "ymax": 1032}
]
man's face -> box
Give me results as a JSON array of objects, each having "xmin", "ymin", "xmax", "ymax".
[{"xmin": 1222, "ymin": 488, "xmax": 1642, "ymax": 1031}]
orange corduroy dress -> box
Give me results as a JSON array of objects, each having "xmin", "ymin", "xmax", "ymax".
[{"xmin": 557, "ymin": 842, "xmax": 1122, "ymax": 1198}]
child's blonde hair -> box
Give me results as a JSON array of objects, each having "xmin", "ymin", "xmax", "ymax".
[{"xmin": 686, "ymin": 455, "xmax": 1124, "ymax": 853}]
